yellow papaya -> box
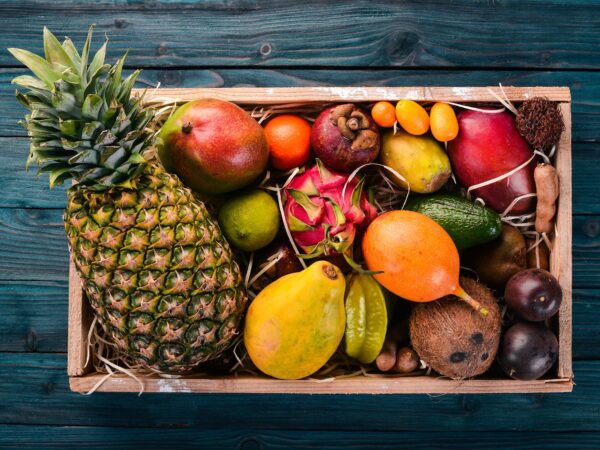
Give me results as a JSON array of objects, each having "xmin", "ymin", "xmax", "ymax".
[{"xmin": 244, "ymin": 261, "xmax": 346, "ymax": 379}]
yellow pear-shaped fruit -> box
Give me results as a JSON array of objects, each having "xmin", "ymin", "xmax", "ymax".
[
  {"xmin": 381, "ymin": 129, "xmax": 451, "ymax": 193},
  {"xmin": 244, "ymin": 261, "xmax": 346, "ymax": 379}
]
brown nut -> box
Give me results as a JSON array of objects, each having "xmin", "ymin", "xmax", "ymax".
[
  {"xmin": 393, "ymin": 347, "xmax": 419, "ymax": 374},
  {"xmin": 375, "ymin": 339, "xmax": 398, "ymax": 372}
]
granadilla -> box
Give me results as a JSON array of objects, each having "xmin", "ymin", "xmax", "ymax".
[{"xmin": 284, "ymin": 160, "xmax": 378, "ymax": 261}]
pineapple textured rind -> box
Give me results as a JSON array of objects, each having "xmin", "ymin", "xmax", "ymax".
[
  {"xmin": 11, "ymin": 26, "xmax": 249, "ymax": 373},
  {"xmin": 66, "ymin": 164, "xmax": 248, "ymax": 372}
]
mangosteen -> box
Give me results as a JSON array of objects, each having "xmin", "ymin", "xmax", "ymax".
[{"xmin": 311, "ymin": 104, "xmax": 381, "ymax": 172}]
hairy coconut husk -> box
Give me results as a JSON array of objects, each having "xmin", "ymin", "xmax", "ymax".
[{"xmin": 409, "ymin": 277, "xmax": 502, "ymax": 379}]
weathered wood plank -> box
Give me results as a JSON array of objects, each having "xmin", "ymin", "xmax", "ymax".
[
  {"xmin": 0, "ymin": 283, "xmax": 597, "ymax": 359},
  {"xmin": 0, "ymin": 208, "xmax": 68, "ymax": 281},
  {"xmin": 572, "ymin": 215, "xmax": 600, "ymax": 288},
  {"xmin": 69, "ymin": 373, "xmax": 573, "ymax": 395},
  {"xmin": 0, "ymin": 353, "xmax": 597, "ymax": 430},
  {"xmin": 1, "ymin": 425, "xmax": 599, "ymax": 450},
  {"xmin": 0, "ymin": 137, "xmax": 68, "ymax": 208},
  {"xmin": 139, "ymin": 86, "xmax": 572, "ymax": 104},
  {"xmin": 0, "ymin": 209, "xmax": 596, "ymax": 287},
  {"xmin": 2, "ymin": 68, "xmax": 599, "ymax": 141},
  {"xmin": 0, "ymin": 281, "xmax": 67, "ymax": 353},
  {"xmin": 1, "ymin": 1, "xmax": 600, "ymax": 69},
  {"xmin": 1, "ymin": 136, "xmax": 597, "ymax": 213}
]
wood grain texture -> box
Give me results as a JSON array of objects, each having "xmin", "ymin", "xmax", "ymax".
[
  {"xmin": 67, "ymin": 258, "xmax": 88, "ymax": 376},
  {"xmin": 3, "ymin": 68, "xmax": 599, "ymax": 142},
  {"xmin": 1, "ymin": 209, "xmax": 597, "ymax": 285},
  {"xmin": 0, "ymin": 208, "xmax": 68, "ymax": 282},
  {"xmin": 2, "ymin": 136, "xmax": 598, "ymax": 212},
  {"xmin": 0, "ymin": 137, "xmax": 67, "ymax": 208},
  {"xmin": 0, "ymin": 353, "xmax": 598, "ymax": 430},
  {"xmin": 0, "ymin": 281, "xmax": 67, "ymax": 352},
  {"xmin": 69, "ymin": 373, "xmax": 573, "ymax": 394},
  {"xmin": 2, "ymin": 284, "xmax": 597, "ymax": 358},
  {"xmin": 2, "ymin": 426, "xmax": 600, "ymax": 450},
  {"xmin": 139, "ymin": 86, "xmax": 571, "ymax": 104},
  {"xmin": 1, "ymin": 1, "xmax": 600, "ymax": 69},
  {"xmin": 555, "ymin": 102, "xmax": 572, "ymax": 379}
]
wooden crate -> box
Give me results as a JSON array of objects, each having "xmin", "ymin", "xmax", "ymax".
[{"xmin": 68, "ymin": 87, "xmax": 573, "ymax": 394}]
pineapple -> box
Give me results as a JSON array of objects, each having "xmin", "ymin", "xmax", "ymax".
[{"xmin": 10, "ymin": 27, "xmax": 248, "ymax": 373}]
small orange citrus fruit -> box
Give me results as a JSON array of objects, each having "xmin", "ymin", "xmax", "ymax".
[
  {"xmin": 395, "ymin": 99, "xmax": 430, "ymax": 135},
  {"xmin": 371, "ymin": 101, "xmax": 396, "ymax": 127},
  {"xmin": 264, "ymin": 114, "xmax": 312, "ymax": 171},
  {"xmin": 430, "ymin": 102, "xmax": 459, "ymax": 142}
]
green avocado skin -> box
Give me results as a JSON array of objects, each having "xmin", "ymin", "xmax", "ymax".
[{"xmin": 405, "ymin": 194, "xmax": 503, "ymax": 251}]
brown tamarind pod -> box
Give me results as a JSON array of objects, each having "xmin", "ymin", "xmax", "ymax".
[
  {"xmin": 534, "ymin": 163, "xmax": 559, "ymax": 234},
  {"xmin": 392, "ymin": 347, "xmax": 419, "ymax": 374},
  {"xmin": 375, "ymin": 338, "xmax": 397, "ymax": 372}
]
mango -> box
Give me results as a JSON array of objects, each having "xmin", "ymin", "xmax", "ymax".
[
  {"xmin": 157, "ymin": 99, "xmax": 268, "ymax": 194},
  {"xmin": 381, "ymin": 129, "xmax": 451, "ymax": 193},
  {"xmin": 244, "ymin": 261, "xmax": 346, "ymax": 379}
]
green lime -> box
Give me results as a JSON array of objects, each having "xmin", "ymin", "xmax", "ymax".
[{"xmin": 218, "ymin": 189, "xmax": 280, "ymax": 252}]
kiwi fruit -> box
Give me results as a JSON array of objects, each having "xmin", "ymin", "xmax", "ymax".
[{"xmin": 462, "ymin": 223, "xmax": 526, "ymax": 289}]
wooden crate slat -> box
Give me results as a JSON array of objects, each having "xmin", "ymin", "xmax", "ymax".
[
  {"xmin": 69, "ymin": 373, "xmax": 573, "ymax": 395},
  {"xmin": 555, "ymin": 102, "xmax": 573, "ymax": 379},
  {"xmin": 138, "ymin": 86, "xmax": 571, "ymax": 105}
]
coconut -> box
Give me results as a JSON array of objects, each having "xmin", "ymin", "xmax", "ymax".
[{"xmin": 409, "ymin": 277, "xmax": 501, "ymax": 379}]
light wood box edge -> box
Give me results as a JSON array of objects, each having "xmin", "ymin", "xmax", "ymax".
[{"xmin": 68, "ymin": 86, "xmax": 573, "ymax": 393}]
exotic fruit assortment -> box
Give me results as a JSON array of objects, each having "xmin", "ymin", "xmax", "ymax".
[{"xmin": 13, "ymin": 26, "xmax": 567, "ymax": 385}]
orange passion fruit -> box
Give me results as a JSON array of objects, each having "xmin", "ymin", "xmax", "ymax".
[{"xmin": 362, "ymin": 210, "xmax": 487, "ymax": 315}]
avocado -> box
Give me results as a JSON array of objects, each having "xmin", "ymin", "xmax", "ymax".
[{"xmin": 405, "ymin": 194, "xmax": 502, "ymax": 250}]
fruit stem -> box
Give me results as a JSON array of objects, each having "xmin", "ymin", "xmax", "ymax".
[
  {"xmin": 453, "ymin": 286, "xmax": 489, "ymax": 317},
  {"xmin": 182, "ymin": 122, "xmax": 193, "ymax": 134},
  {"xmin": 322, "ymin": 264, "xmax": 338, "ymax": 280}
]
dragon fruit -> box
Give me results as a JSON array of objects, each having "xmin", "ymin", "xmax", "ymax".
[{"xmin": 284, "ymin": 160, "xmax": 378, "ymax": 259}]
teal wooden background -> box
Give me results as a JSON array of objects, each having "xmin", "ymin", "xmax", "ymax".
[{"xmin": 1, "ymin": 1, "xmax": 599, "ymax": 448}]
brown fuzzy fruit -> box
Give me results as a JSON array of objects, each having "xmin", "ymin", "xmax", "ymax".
[
  {"xmin": 409, "ymin": 277, "xmax": 501, "ymax": 379},
  {"xmin": 516, "ymin": 98, "xmax": 564, "ymax": 151},
  {"xmin": 462, "ymin": 224, "xmax": 527, "ymax": 289}
]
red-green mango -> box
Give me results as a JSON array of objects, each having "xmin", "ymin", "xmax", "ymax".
[{"xmin": 157, "ymin": 98, "xmax": 269, "ymax": 194}]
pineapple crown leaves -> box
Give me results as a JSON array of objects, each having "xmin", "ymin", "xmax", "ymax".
[{"xmin": 9, "ymin": 25, "xmax": 155, "ymax": 191}]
